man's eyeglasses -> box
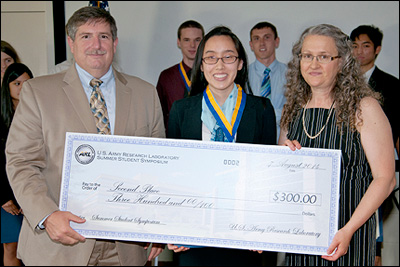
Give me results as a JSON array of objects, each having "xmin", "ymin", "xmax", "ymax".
[
  {"xmin": 299, "ymin": 54, "xmax": 341, "ymax": 64},
  {"xmin": 202, "ymin": 55, "xmax": 239, "ymax": 65}
]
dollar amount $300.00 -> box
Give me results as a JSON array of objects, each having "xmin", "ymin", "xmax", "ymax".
[{"xmin": 270, "ymin": 191, "xmax": 322, "ymax": 206}]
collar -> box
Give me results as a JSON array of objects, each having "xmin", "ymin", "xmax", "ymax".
[
  {"xmin": 364, "ymin": 65, "xmax": 376, "ymax": 81},
  {"xmin": 181, "ymin": 60, "xmax": 191, "ymax": 70},
  {"xmin": 75, "ymin": 63, "xmax": 114, "ymax": 91},
  {"xmin": 254, "ymin": 59, "xmax": 278, "ymax": 73}
]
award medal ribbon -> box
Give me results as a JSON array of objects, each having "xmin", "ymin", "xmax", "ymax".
[
  {"xmin": 203, "ymin": 85, "xmax": 246, "ymax": 142},
  {"xmin": 179, "ymin": 61, "xmax": 191, "ymax": 94}
]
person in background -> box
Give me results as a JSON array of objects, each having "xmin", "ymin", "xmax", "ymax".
[
  {"xmin": 350, "ymin": 24, "xmax": 399, "ymax": 154},
  {"xmin": 1, "ymin": 41, "xmax": 21, "ymax": 84},
  {"xmin": 167, "ymin": 25, "xmax": 276, "ymax": 266},
  {"xmin": 248, "ymin": 21, "xmax": 287, "ymax": 140},
  {"xmin": 5, "ymin": 6, "xmax": 165, "ymax": 265},
  {"xmin": 1, "ymin": 39, "xmax": 22, "ymax": 267},
  {"xmin": 1, "ymin": 63, "xmax": 33, "ymax": 266},
  {"xmin": 279, "ymin": 24, "xmax": 396, "ymax": 266},
  {"xmin": 350, "ymin": 24, "xmax": 399, "ymax": 266},
  {"xmin": 156, "ymin": 20, "xmax": 204, "ymax": 131}
]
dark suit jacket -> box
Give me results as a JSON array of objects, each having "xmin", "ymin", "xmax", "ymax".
[
  {"xmin": 167, "ymin": 93, "xmax": 276, "ymax": 145},
  {"xmin": 167, "ymin": 92, "xmax": 276, "ymax": 266},
  {"xmin": 369, "ymin": 67, "xmax": 399, "ymax": 144}
]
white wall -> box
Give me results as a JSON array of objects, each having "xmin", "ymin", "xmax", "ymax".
[
  {"xmin": 2, "ymin": 1, "xmax": 398, "ymax": 84},
  {"xmin": 63, "ymin": 1, "xmax": 399, "ymax": 87},
  {"xmin": 1, "ymin": 1, "xmax": 54, "ymax": 77}
]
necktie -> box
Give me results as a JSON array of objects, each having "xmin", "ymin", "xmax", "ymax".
[
  {"xmin": 89, "ymin": 78, "xmax": 111, "ymax": 135},
  {"xmin": 260, "ymin": 67, "xmax": 271, "ymax": 98}
]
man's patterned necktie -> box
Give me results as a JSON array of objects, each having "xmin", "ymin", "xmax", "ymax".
[
  {"xmin": 89, "ymin": 78, "xmax": 111, "ymax": 135},
  {"xmin": 260, "ymin": 67, "xmax": 271, "ymax": 98}
]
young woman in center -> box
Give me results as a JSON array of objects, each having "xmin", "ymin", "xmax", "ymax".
[{"xmin": 167, "ymin": 26, "xmax": 277, "ymax": 266}]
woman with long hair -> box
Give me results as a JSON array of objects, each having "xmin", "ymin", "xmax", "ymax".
[
  {"xmin": 280, "ymin": 24, "xmax": 396, "ymax": 266},
  {"xmin": 1, "ymin": 62, "xmax": 33, "ymax": 266}
]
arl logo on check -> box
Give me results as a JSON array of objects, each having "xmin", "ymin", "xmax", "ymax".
[{"xmin": 75, "ymin": 144, "xmax": 95, "ymax": 165}]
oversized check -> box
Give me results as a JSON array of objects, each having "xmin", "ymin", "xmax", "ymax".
[{"xmin": 60, "ymin": 132, "xmax": 341, "ymax": 255}]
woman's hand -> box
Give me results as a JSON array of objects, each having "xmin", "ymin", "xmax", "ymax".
[
  {"xmin": 282, "ymin": 139, "xmax": 302, "ymax": 151},
  {"xmin": 2, "ymin": 200, "xmax": 22, "ymax": 215},
  {"xmin": 167, "ymin": 244, "xmax": 191, "ymax": 253},
  {"xmin": 321, "ymin": 227, "xmax": 353, "ymax": 261}
]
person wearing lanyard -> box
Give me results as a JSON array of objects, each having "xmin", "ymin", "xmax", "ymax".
[
  {"xmin": 167, "ymin": 25, "xmax": 276, "ymax": 266},
  {"xmin": 156, "ymin": 20, "xmax": 204, "ymax": 131}
]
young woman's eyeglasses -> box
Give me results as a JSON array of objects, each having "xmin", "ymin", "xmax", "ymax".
[
  {"xmin": 202, "ymin": 55, "xmax": 239, "ymax": 65},
  {"xmin": 298, "ymin": 54, "xmax": 341, "ymax": 64}
]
